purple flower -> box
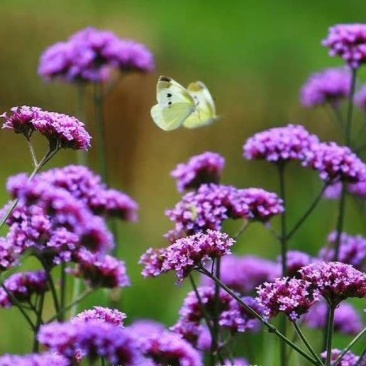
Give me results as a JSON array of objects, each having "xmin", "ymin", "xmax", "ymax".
[
  {"xmin": 2, "ymin": 107, "xmax": 91, "ymax": 150},
  {"xmin": 302, "ymin": 142, "xmax": 366, "ymax": 183},
  {"xmin": 0, "ymin": 352, "xmax": 68, "ymax": 366},
  {"xmin": 243, "ymin": 124, "xmax": 319, "ymax": 163},
  {"xmin": 171, "ymin": 152, "xmax": 225, "ymax": 193},
  {"xmin": 222, "ymin": 359, "xmax": 250, "ymax": 366},
  {"xmin": 0, "ymin": 237, "xmax": 19, "ymax": 271},
  {"xmin": 137, "ymin": 331, "xmax": 202, "ymax": 366},
  {"xmin": 140, "ymin": 230, "xmax": 234, "ymax": 282},
  {"xmin": 300, "ymin": 68, "xmax": 351, "ymax": 107},
  {"xmin": 71, "ymin": 248, "xmax": 130, "ymax": 289},
  {"xmin": 165, "ymin": 184, "xmax": 283, "ymax": 241},
  {"xmin": 299, "ymin": 261, "xmax": 366, "ymax": 306},
  {"xmin": 319, "ymin": 232, "xmax": 366, "ymax": 270},
  {"xmin": 38, "ymin": 321, "xmax": 141, "ymax": 364},
  {"xmin": 303, "ymin": 301, "xmax": 363, "ymax": 335},
  {"xmin": 323, "ymin": 182, "xmax": 342, "ymax": 199},
  {"xmin": 0, "ymin": 271, "xmax": 49, "ymax": 308},
  {"xmin": 201, "ymin": 254, "xmax": 278, "ymax": 294},
  {"xmin": 139, "ymin": 248, "xmax": 165, "ymax": 278},
  {"xmin": 277, "ymin": 250, "xmax": 315, "ymax": 278},
  {"xmin": 256, "ymin": 277, "xmax": 319, "ymax": 321},
  {"xmin": 324, "ymin": 181, "xmax": 366, "ymax": 200},
  {"xmin": 322, "ymin": 24, "xmax": 366, "ymax": 68},
  {"xmin": 320, "ymin": 349, "xmax": 360, "ymax": 366},
  {"xmin": 39, "ymin": 27, "xmax": 154, "ymax": 83},
  {"xmin": 128, "ymin": 319, "xmax": 166, "ymax": 336},
  {"xmin": 72, "ymin": 306, "xmax": 127, "ymax": 327}
]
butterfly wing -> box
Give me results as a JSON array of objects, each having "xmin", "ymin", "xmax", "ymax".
[
  {"xmin": 183, "ymin": 81, "xmax": 218, "ymax": 129},
  {"xmin": 151, "ymin": 76, "xmax": 196, "ymax": 131}
]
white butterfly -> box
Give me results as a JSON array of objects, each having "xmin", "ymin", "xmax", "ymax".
[{"xmin": 150, "ymin": 76, "xmax": 218, "ymax": 131}]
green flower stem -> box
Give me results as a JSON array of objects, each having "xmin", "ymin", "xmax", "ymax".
[
  {"xmin": 333, "ymin": 183, "xmax": 347, "ymax": 260},
  {"xmin": 47, "ymin": 289, "xmax": 92, "ymax": 323},
  {"xmin": 59, "ymin": 263, "xmax": 67, "ymax": 321},
  {"xmin": 198, "ymin": 267, "xmax": 320, "ymax": 365},
  {"xmin": 32, "ymin": 293, "xmax": 45, "ymax": 353},
  {"xmin": 325, "ymin": 306, "xmax": 335, "ymax": 366},
  {"xmin": 278, "ymin": 163, "xmax": 288, "ymax": 366},
  {"xmin": 76, "ymin": 84, "xmax": 88, "ymax": 166},
  {"xmin": 345, "ymin": 68, "xmax": 357, "ymax": 147},
  {"xmin": 69, "ymin": 277, "xmax": 83, "ymax": 318},
  {"xmin": 93, "ymin": 82, "xmax": 108, "ymax": 184},
  {"xmin": 328, "ymin": 104, "xmax": 344, "ymax": 134},
  {"xmin": 356, "ymin": 347, "xmax": 366, "ymax": 366},
  {"xmin": 210, "ymin": 258, "xmax": 221, "ymax": 366},
  {"xmin": 334, "ymin": 326, "xmax": 366, "ymax": 366},
  {"xmin": 0, "ymin": 283, "xmax": 36, "ymax": 332},
  {"xmin": 27, "ymin": 138, "xmax": 38, "ymax": 167},
  {"xmin": 286, "ymin": 182, "xmax": 329, "ymax": 241},
  {"xmin": 233, "ymin": 220, "xmax": 249, "ymax": 239},
  {"xmin": 293, "ymin": 321, "xmax": 324, "ymax": 365}
]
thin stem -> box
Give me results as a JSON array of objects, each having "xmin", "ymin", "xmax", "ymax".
[
  {"xmin": 69, "ymin": 277, "xmax": 82, "ymax": 318},
  {"xmin": 278, "ymin": 163, "xmax": 288, "ymax": 366},
  {"xmin": 0, "ymin": 283, "xmax": 36, "ymax": 332},
  {"xmin": 93, "ymin": 82, "xmax": 108, "ymax": 184},
  {"xmin": 27, "ymin": 138, "xmax": 38, "ymax": 167},
  {"xmin": 356, "ymin": 347, "xmax": 366, "ymax": 366},
  {"xmin": 59, "ymin": 263, "xmax": 67, "ymax": 322},
  {"xmin": 344, "ymin": 68, "xmax": 357, "ymax": 147},
  {"xmin": 198, "ymin": 267, "xmax": 320, "ymax": 365},
  {"xmin": 76, "ymin": 84, "xmax": 88, "ymax": 166},
  {"xmin": 334, "ymin": 326, "xmax": 366, "ymax": 366},
  {"xmin": 328, "ymin": 104, "xmax": 344, "ymax": 134},
  {"xmin": 286, "ymin": 182, "xmax": 328, "ymax": 241},
  {"xmin": 333, "ymin": 183, "xmax": 347, "ymax": 260},
  {"xmin": 210, "ymin": 258, "xmax": 221, "ymax": 366},
  {"xmin": 233, "ymin": 220, "xmax": 249, "ymax": 239},
  {"xmin": 32, "ymin": 293, "xmax": 45, "ymax": 353},
  {"xmin": 293, "ymin": 321, "xmax": 324, "ymax": 365},
  {"xmin": 47, "ymin": 289, "xmax": 92, "ymax": 323},
  {"xmin": 325, "ymin": 306, "xmax": 335, "ymax": 366}
]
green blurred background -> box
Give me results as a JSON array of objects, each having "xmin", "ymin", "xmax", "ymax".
[{"xmin": 1, "ymin": 0, "xmax": 366, "ymax": 362}]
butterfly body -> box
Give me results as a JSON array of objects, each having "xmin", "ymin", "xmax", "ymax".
[{"xmin": 151, "ymin": 76, "xmax": 218, "ymax": 131}]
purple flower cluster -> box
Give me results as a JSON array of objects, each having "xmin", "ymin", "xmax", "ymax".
[
  {"xmin": 319, "ymin": 232, "xmax": 366, "ymax": 270},
  {"xmin": 72, "ymin": 306, "xmax": 127, "ymax": 327},
  {"xmin": 278, "ymin": 250, "xmax": 315, "ymax": 278},
  {"xmin": 140, "ymin": 230, "xmax": 234, "ymax": 282},
  {"xmin": 320, "ymin": 349, "xmax": 360, "ymax": 366},
  {"xmin": 39, "ymin": 27, "xmax": 154, "ymax": 83},
  {"xmin": 322, "ymin": 24, "xmax": 366, "ymax": 68},
  {"xmin": 303, "ymin": 301, "xmax": 363, "ymax": 335},
  {"xmin": 243, "ymin": 124, "xmax": 319, "ymax": 163},
  {"xmin": 0, "ymin": 271, "xmax": 48, "ymax": 308},
  {"xmin": 256, "ymin": 277, "xmax": 319, "ymax": 321},
  {"xmin": 0, "ymin": 237, "xmax": 19, "ymax": 272},
  {"xmin": 172, "ymin": 286, "xmax": 261, "ymax": 346},
  {"xmin": 201, "ymin": 254, "xmax": 278, "ymax": 294},
  {"xmin": 38, "ymin": 321, "xmax": 140, "ymax": 364},
  {"xmin": 71, "ymin": 249, "xmax": 130, "ymax": 289},
  {"xmin": 302, "ymin": 142, "xmax": 366, "ymax": 183},
  {"xmin": 1, "ymin": 106, "xmax": 91, "ymax": 150},
  {"xmin": 0, "ymin": 353, "xmax": 68, "ymax": 366},
  {"xmin": 300, "ymin": 261, "xmax": 366, "ymax": 306},
  {"xmin": 165, "ymin": 184, "xmax": 283, "ymax": 241},
  {"xmin": 324, "ymin": 181, "xmax": 366, "ymax": 200},
  {"xmin": 171, "ymin": 152, "xmax": 225, "ymax": 193},
  {"xmin": 300, "ymin": 68, "xmax": 351, "ymax": 107}
]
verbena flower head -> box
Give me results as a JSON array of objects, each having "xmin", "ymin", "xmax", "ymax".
[
  {"xmin": 303, "ymin": 301, "xmax": 363, "ymax": 335},
  {"xmin": 278, "ymin": 250, "xmax": 315, "ymax": 278},
  {"xmin": 319, "ymin": 232, "xmax": 366, "ymax": 270},
  {"xmin": 201, "ymin": 254, "xmax": 278, "ymax": 294},
  {"xmin": 0, "ymin": 352, "xmax": 68, "ymax": 366},
  {"xmin": 140, "ymin": 230, "xmax": 234, "ymax": 282},
  {"xmin": 171, "ymin": 152, "xmax": 225, "ymax": 193},
  {"xmin": 72, "ymin": 306, "xmax": 127, "ymax": 327},
  {"xmin": 137, "ymin": 331, "xmax": 202, "ymax": 366},
  {"xmin": 300, "ymin": 261, "xmax": 366, "ymax": 306},
  {"xmin": 302, "ymin": 142, "xmax": 366, "ymax": 183},
  {"xmin": 256, "ymin": 277, "xmax": 319, "ymax": 321},
  {"xmin": 322, "ymin": 24, "xmax": 366, "ymax": 68},
  {"xmin": 2, "ymin": 106, "xmax": 91, "ymax": 150},
  {"xmin": 172, "ymin": 286, "xmax": 261, "ymax": 345},
  {"xmin": 38, "ymin": 321, "xmax": 141, "ymax": 364},
  {"xmin": 39, "ymin": 27, "xmax": 154, "ymax": 83},
  {"xmin": 139, "ymin": 248, "xmax": 165, "ymax": 278},
  {"xmin": 324, "ymin": 181, "xmax": 366, "ymax": 200},
  {"xmin": 0, "ymin": 271, "xmax": 49, "ymax": 308},
  {"xmin": 320, "ymin": 349, "xmax": 360, "ymax": 366},
  {"xmin": 243, "ymin": 124, "xmax": 319, "ymax": 163},
  {"xmin": 0, "ymin": 237, "xmax": 19, "ymax": 271},
  {"xmin": 165, "ymin": 184, "xmax": 283, "ymax": 241},
  {"xmin": 71, "ymin": 248, "xmax": 130, "ymax": 289},
  {"xmin": 300, "ymin": 68, "xmax": 351, "ymax": 107}
]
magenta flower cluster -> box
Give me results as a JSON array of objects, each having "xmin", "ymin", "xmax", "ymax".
[
  {"xmin": 243, "ymin": 124, "xmax": 319, "ymax": 163},
  {"xmin": 72, "ymin": 306, "xmax": 127, "ymax": 327},
  {"xmin": 1, "ymin": 106, "xmax": 91, "ymax": 150},
  {"xmin": 140, "ymin": 230, "xmax": 234, "ymax": 282},
  {"xmin": 300, "ymin": 68, "xmax": 351, "ymax": 107},
  {"xmin": 0, "ymin": 353, "xmax": 68, "ymax": 366},
  {"xmin": 322, "ymin": 24, "xmax": 366, "ymax": 68},
  {"xmin": 39, "ymin": 27, "xmax": 154, "ymax": 83},
  {"xmin": 171, "ymin": 151, "xmax": 225, "ymax": 193}
]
